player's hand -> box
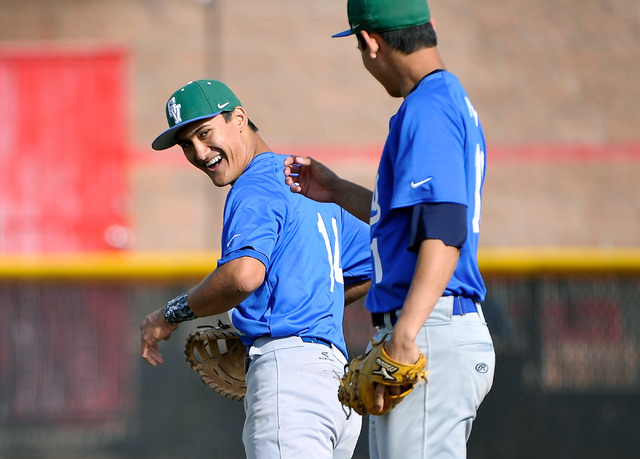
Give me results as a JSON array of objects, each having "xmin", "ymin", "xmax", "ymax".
[
  {"xmin": 283, "ymin": 155, "xmax": 339, "ymax": 203},
  {"xmin": 140, "ymin": 308, "xmax": 179, "ymax": 367},
  {"xmin": 373, "ymin": 336, "xmax": 421, "ymax": 413}
]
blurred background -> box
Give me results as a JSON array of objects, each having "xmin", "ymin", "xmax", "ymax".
[{"xmin": 1, "ymin": 0, "xmax": 639, "ymax": 458}]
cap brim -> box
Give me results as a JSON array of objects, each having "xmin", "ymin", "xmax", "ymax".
[
  {"xmin": 331, "ymin": 28, "xmax": 355, "ymax": 38},
  {"xmin": 151, "ymin": 111, "xmax": 222, "ymax": 151}
]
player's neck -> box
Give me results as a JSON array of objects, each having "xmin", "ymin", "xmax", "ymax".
[
  {"xmin": 395, "ymin": 47, "xmax": 446, "ymax": 98},
  {"xmin": 248, "ymin": 132, "xmax": 272, "ymax": 159}
]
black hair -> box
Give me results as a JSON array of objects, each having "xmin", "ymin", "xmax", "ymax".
[
  {"xmin": 221, "ymin": 110, "xmax": 259, "ymax": 132},
  {"xmin": 358, "ymin": 21, "xmax": 438, "ymax": 54}
]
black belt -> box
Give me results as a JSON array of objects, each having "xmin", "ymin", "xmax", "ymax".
[
  {"xmin": 371, "ymin": 311, "xmax": 399, "ymax": 328},
  {"xmin": 371, "ymin": 296, "xmax": 479, "ymax": 328},
  {"xmin": 300, "ymin": 336, "xmax": 332, "ymax": 348}
]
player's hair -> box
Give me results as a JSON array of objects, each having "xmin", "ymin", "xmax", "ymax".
[
  {"xmin": 357, "ymin": 22, "xmax": 438, "ymax": 54},
  {"xmin": 221, "ymin": 110, "xmax": 259, "ymax": 132}
]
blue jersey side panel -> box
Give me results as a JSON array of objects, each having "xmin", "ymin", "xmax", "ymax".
[
  {"xmin": 367, "ymin": 71, "xmax": 486, "ymax": 313},
  {"xmin": 218, "ymin": 153, "xmax": 371, "ymax": 357}
]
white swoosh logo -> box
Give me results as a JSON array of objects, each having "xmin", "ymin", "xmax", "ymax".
[
  {"xmin": 218, "ymin": 102, "xmax": 230, "ymax": 109},
  {"xmin": 410, "ymin": 177, "xmax": 433, "ymax": 188},
  {"xmin": 226, "ymin": 234, "xmax": 241, "ymax": 248}
]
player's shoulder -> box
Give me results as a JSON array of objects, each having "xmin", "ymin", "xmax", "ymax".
[
  {"xmin": 234, "ymin": 152, "xmax": 285, "ymax": 190},
  {"xmin": 406, "ymin": 71, "xmax": 458, "ymax": 102},
  {"xmin": 401, "ymin": 71, "xmax": 470, "ymax": 119},
  {"xmin": 244, "ymin": 152, "xmax": 281, "ymax": 178},
  {"xmin": 226, "ymin": 153, "xmax": 287, "ymax": 205}
]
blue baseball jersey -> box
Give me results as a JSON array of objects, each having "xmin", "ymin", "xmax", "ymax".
[
  {"xmin": 219, "ymin": 152, "xmax": 372, "ymax": 357},
  {"xmin": 367, "ymin": 70, "xmax": 487, "ymax": 314}
]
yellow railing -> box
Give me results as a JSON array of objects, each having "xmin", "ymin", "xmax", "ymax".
[
  {"xmin": 0, "ymin": 251, "xmax": 220, "ymax": 279},
  {"xmin": 1, "ymin": 248, "xmax": 640, "ymax": 279},
  {"xmin": 477, "ymin": 247, "xmax": 640, "ymax": 274}
]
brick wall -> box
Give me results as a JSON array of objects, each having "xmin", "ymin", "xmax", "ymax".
[{"xmin": 1, "ymin": 0, "xmax": 638, "ymax": 249}]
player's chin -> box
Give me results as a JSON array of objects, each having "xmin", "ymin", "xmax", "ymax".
[{"xmin": 206, "ymin": 169, "xmax": 230, "ymax": 188}]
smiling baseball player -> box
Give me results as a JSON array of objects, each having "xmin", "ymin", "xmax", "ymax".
[{"xmin": 140, "ymin": 79, "xmax": 372, "ymax": 458}]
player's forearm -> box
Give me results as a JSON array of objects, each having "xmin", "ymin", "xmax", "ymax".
[
  {"xmin": 344, "ymin": 279, "xmax": 371, "ymax": 305},
  {"xmin": 188, "ymin": 256, "xmax": 266, "ymax": 318},
  {"xmin": 388, "ymin": 239, "xmax": 460, "ymax": 361},
  {"xmin": 331, "ymin": 179, "xmax": 373, "ymax": 223}
]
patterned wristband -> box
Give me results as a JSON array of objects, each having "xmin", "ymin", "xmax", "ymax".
[{"xmin": 163, "ymin": 292, "xmax": 197, "ymax": 324}]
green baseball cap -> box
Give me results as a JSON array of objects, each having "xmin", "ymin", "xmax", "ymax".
[
  {"xmin": 332, "ymin": 0, "xmax": 431, "ymax": 37},
  {"xmin": 152, "ymin": 79, "xmax": 242, "ymax": 151}
]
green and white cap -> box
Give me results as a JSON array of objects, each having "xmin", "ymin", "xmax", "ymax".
[
  {"xmin": 152, "ymin": 79, "xmax": 242, "ymax": 151},
  {"xmin": 332, "ymin": 0, "xmax": 431, "ymax": 37}
]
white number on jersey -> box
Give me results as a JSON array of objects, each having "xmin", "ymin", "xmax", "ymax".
[
  {"xmin": 370, "ymin": 237, "xmax": 383, "ymax": 284},
  {"xmin": 370, "ymin": 174, "xmax": 383, "ymax": 284},
  {"xmin": 472, "ymin": 143, "xmax": 485, "ymax": 234},
  {"xmin": 370, "ymin": 173, "xmax": 381, "ymax": 225},
  {"xmin": 465, "ymin": 96, "xmax": 479, "ymax": 127},
  {"xmin": 317, "ymin": 213, "xmax": 344, "ymax": 292}
]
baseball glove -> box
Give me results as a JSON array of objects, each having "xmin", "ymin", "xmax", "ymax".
[
  {"xmin": 338, "ymin": 334, "xmax": 428, "ymax": 416},
  {"xmin": 184, "ymin": 324, "xmax": 248, "ymax": 401}
]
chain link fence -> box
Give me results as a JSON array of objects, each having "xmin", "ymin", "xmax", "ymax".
[{"xmin": 1, "ymin": 251, "xmax": 640, "ymax": 458}]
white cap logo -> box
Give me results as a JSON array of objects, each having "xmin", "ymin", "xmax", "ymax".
[{"xmin": 167, "ymin": 97, "xmax": 182, "ymax": 125}]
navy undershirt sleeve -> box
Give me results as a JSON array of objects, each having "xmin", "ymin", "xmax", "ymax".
[{"xmin": 408, "ymin": 202, "xmax": 468, "ymax": 252}]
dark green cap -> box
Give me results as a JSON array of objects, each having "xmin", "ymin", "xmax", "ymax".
[
  {"xmin": 332, "ymin": 0, "xmax": 431, "ymax": 37},
  {"xmin": 152, "ymin": 79, "xmax": 242, "ymax": 151}
]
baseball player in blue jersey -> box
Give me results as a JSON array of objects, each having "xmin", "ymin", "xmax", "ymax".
[
  {"xmin": 140, "ymin": 79, "xmax": 372, "ymax": 458},
  {"xmin": 284, "ymin": 0, "xmax": 495, "ymax": 457}
]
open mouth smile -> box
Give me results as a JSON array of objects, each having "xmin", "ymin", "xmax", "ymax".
[{"xmin": 205, "ymin": 154, "xmax": 222, "ymax": 170}]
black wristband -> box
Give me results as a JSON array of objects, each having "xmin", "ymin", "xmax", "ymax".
[{"xmin": 163, "ymin": 292, "xmax": 197, "ymax": 324}]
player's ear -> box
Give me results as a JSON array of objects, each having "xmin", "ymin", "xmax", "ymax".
[
  {"xmin": 360, "ymin": 31, "xmax": 380, "ymax": 57},
  {"xmin": 231, "ymin": 106, "xmax": 248, "ymax": 130}
]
